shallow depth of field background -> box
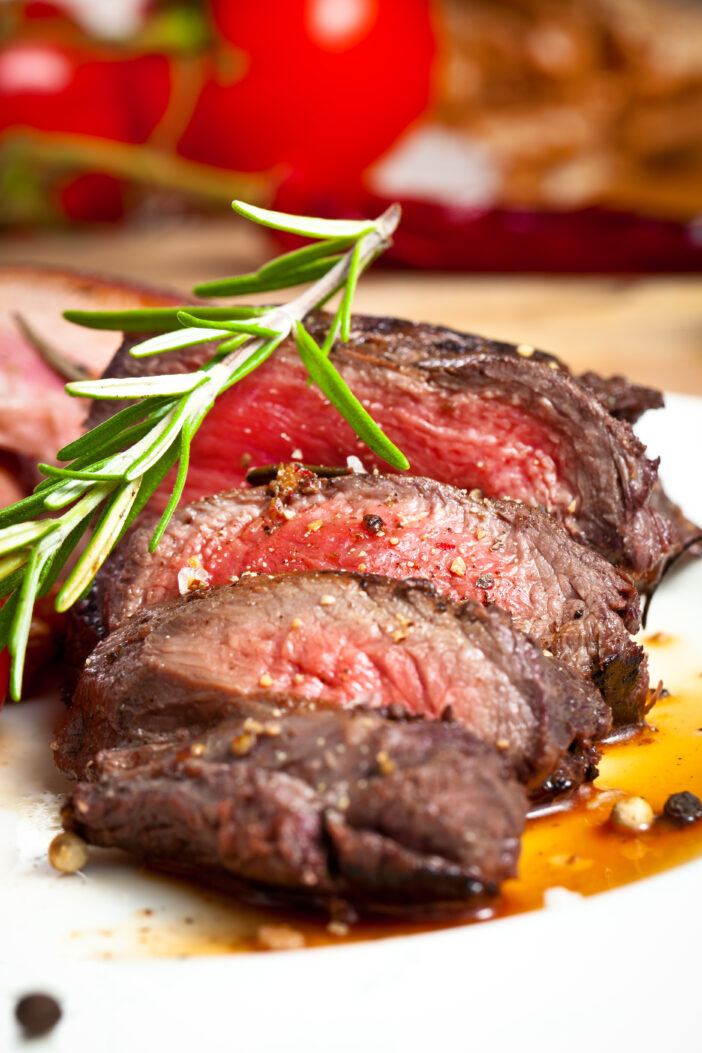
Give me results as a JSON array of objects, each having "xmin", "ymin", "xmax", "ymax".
[{"xmin": 1, "ymin": 0, "xmax": 701, "ymax": 271}]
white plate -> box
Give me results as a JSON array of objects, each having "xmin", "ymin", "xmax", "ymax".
[{"xmin": 1, "ymin": 394, "xmax": 701, "ymax": 1053}]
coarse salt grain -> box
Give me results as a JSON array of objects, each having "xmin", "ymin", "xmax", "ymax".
[
  {"xmin": 346, "ymin": 455, "xmax": 366, "ymax": 474},
  {"xmin": 231, "ymin": 732, "xmax": 256, "ymax": 756},
  {"xmin": 376, "ymin": 750, "xmax": 395, "ymax": 775},
  {"xmin": 450, "ymin": 556, "xmax": 466, "ymax": 577},
  {"xmin": 177, "ymin": 563, "xmax": 210, "ymax": 595}
]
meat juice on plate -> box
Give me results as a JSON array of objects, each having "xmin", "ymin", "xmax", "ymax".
[
  {"xmin": 108, "ymin": 662, "xmax": 702, "ymax": 954},
  {"xmin": 4, "ymin": 631, "xmax": 694, "ymax": 959},
  {"xmin": 169, "ymin": 641, "xmax": 702, "ymax": 953}
]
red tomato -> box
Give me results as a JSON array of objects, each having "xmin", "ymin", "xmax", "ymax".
[
  {"xmin": 0, "ymin": 43, "xmax": 171, "ymax": 145},
  {"xmin": 113, "ymin": 53, "xmax": 172, "ymax": 145},
  {"xmin": 0, "ymin": 43, "xmax": 131, "ymax": 140},
  {"xmin": 179, "ymin": 0, "xmax": 435, "ymax": 180},
  {"xmin": 0, "ymin": 649, "xmax": 8, "ymax": 711}
]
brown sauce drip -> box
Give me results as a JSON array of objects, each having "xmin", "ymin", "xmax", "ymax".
[{"xmin": 86, "ymin": 666, "xmax": 702, "ymax": 957}]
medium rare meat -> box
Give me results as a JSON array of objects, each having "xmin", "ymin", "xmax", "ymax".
[
  {"xmin": 62, "ymin": 703, "xmax": 528, "ymax": 914},
  {"xmin": 57, "ymin": 572, "xmax": 611, "ymax": 800},
  {"xmin": 76, "ymin": 471, "xmax": 648, "ymax": 724},
  {"xmin": 0, "ymin": 265, "xmax": 181, "ymax": 464},
  {"xmin": 91, "ymin": 311, "xmax": 675, "ymax": 585}
]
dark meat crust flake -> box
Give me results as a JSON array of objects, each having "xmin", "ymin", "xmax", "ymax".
[{"xmin": 62, "ymin": 704, "xmax": 528, "ymax": 914}]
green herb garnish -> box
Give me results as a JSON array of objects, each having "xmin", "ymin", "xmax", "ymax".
[{"xmin": 0, "ymin": 200, "xmax": 407, "ymax": 698}]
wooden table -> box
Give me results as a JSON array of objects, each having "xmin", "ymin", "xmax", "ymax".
[{"xmin": 2, "ymin": 217, "xmax": 701, "ymax": 396}]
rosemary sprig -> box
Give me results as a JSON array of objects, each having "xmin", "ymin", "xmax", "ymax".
[{"xmin": 0, "ymin": 200, "xmax": 406, "ymax": 698}]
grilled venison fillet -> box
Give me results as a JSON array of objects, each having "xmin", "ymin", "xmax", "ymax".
[
  {"xmin": 57, "ymin": 572, "xmax": 611, "ymax": 801},
  {"xmin": 62, "ymin": 703, "xmax": 528, "ymax": 914},
  {"xmin": 90, "ymin": 311, "xmax": 682, "ymax": 585},
  {"xmin": 72, "ymin": 472, "xmax": 648, "ymax": 724}
]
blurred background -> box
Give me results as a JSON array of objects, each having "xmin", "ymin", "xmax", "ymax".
[{"xmin": 1, "ymin": 0, "xmax": 701, "ymax": 270}]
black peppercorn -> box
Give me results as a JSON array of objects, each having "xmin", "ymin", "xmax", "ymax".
[
  {"xmin": 663, "ymin": 791, "xmax": 702, "ymax": 825},
  {"xmin": 15, "ymin": 993, "xmax": 62, "ymax": 1037},
  {"xmin": 362, "ymin": 513, "xmax": 384, "ymax": 534}
]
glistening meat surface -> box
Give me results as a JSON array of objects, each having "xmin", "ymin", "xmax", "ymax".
[
  {"xmin": 57, "ymin": 572, "xmax": 611, "ymax": 800},
  {"xmin": 92, "ymin": 311, "xmax": 674, "ymax": 584},
  {"xmin": 0, "ymin": 265, "xmax": 181, "ymax": 465},
  {"xmin": 77, "ymin": 472, "xmax": 648, "ymax": 724},
  {"xmin": 62, "ymin": 704, "xmax": 528, "ymax": 915}
]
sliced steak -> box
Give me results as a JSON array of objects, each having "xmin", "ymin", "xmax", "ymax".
[
  {"xmin": 577, "ymin": 372, "xmax": 664, "ymax": 424},
  {"xmin": 62, "ymin": 704, "xmax": 528, "ymax": 914},
  {"xmin": 91, "ymin": 311, "xmax": 674, "ymax": 585},
  {"xmin": 0, "ymin": 264, "xmax": 182, "ymax": 464},
  {"xmin": 646, "ymin": 481, "xmax": 702, "ymax": 574},
  {"xmin": 75, "ymin": 471, "xmax": 647, "ymax": 723},
  {"xmin": 57, "ymin": 572, "xmax": 611, "ymax": 801}
]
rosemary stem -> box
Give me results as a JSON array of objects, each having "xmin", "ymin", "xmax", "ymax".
[
  {"xmin": 212, "ymin": 205, "xmax": 401, "ymax": 385},
  {"xmin": 0, "ymin": 199, "xmax": 405, "ymax": 700}
]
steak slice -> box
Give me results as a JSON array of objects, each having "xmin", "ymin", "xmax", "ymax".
[
  {"xmin": 0, "ymin": 264, "xmax": 182, "ymax": 464},
  {"xmin": 57, "ymin": 572, "xmax": 611, "ymax": 800},
  {"xmin": 577, "ymin": 372, "xmax": 664, "ymax": 425},
  {"xmin": 62, "ymin": 704, "xmax": 528, "ymax": 915},
  {"xmin": 76, "ymin": 471, "xmax": 647, "ymax": 724},
  {"xmin": 90, "ymin": 311, "xmax": 673, "ymax": 585}
]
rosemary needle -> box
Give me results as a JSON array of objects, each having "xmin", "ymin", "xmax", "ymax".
[{"xmin": 0, "ymin": 199, "xmax": 406, "ymax": 698}]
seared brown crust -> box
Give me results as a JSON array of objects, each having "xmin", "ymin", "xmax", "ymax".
[
  {"xmin": 69, "ymin": 472, "xmax": 648, "ymax": 723},
  {"xmin": 646, "ymin": 480, "xmax": 702, "ymax": 576},
  {"xmin": 57, "ymin": 571, "xmax": 611, "ymax": 800},
  {"xmin": 577, "ymin": 371, "xmax": 665, "ymax": 424},
  {"xmin": 90, "ymin": 311, "xmax": 673, "ymax": 585},
  {"xmin": 62, "ymin": 704, "xmax": 528, "ymax": 915}
]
